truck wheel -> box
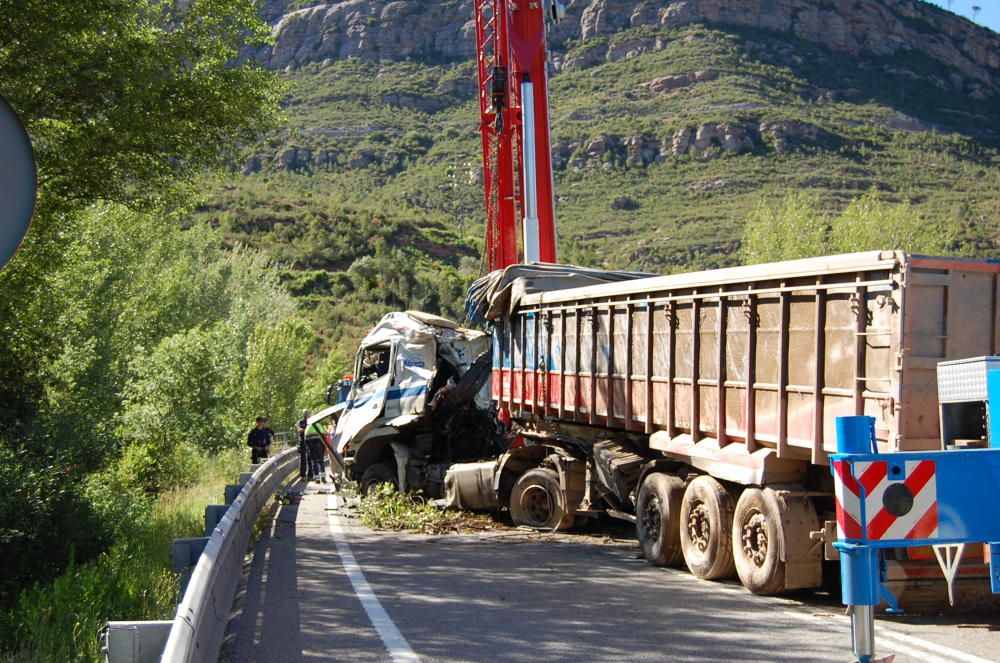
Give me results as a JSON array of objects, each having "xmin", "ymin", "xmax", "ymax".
[
  {"xmin": 679, "ymin": 476, "xmax": 736, "ymax": 580},
  {"xmin": 359, "ymin": 461, "xmax": 397, "ymax": 496},
  {"xmin": 509, "ymin": 468, "xmax": 575, "ymax": 531},
  {"xmin": 732, "ymin": 488, "xmax": 786, "ymax": 595},
  {"xmin": 635, "ymin": 473, "xmax": 684, "ymax": 567}
]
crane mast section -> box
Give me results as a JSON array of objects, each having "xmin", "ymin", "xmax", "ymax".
[{"xmin": 474, "ymin": 0, "xmax": 558, "ymax": 270}]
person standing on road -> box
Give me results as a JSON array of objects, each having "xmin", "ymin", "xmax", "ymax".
[
  {"xmin": 247, "ymin": 416, "xmax": 274, "ymax": 464},
  {"xmin": 296, "ymin": 409, "xmax": 311, "ymax": 481},
  {"xmin": 306, "ymin": 428, "xmax": 327, "ymax": 483}
]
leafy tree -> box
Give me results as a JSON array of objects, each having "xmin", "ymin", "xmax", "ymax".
[
  {"xmin": 741, "ymin": 189, "xmax": 950, "ymax": 264},
  {"xmin": 830, "ymin": 190, "xmax": 948, "ymax": 255},
  {"xmin": 0, "ymin": 0, "xmax": 282, "ymax": 429},
  {"xmin": 0, "ymin": 0, "xmax": 281, "ymax": 215},
  {"xmin": 241, "ymin": 318, "xmax": 315, "ymax": 432},
  {"xmin": 740, "ymin": 192, "xmax": 828, "ymax": 264}
]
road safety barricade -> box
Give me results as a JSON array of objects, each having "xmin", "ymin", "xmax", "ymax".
[{"xmin": 830, "ymin": 416, "xmax": 1000, "ymax": 663}]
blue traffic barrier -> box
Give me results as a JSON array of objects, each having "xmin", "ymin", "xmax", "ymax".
[{"xmin": 830, "ymin": 413, "xmax": 1000, "ymax": 663}]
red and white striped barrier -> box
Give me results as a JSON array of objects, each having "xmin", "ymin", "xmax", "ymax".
[{"xmin": 833, "ymin": 459, "xmax": 938, "ymax": 543}]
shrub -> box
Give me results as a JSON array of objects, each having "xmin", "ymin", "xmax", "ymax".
[{"xmin": 357, "ymin": 483, "xmax": 452, "ymax": 532}]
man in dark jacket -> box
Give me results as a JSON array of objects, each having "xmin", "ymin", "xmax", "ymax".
[{"xmin": 247, "ymin": 416, "xmax": 274, "ymax": 464}]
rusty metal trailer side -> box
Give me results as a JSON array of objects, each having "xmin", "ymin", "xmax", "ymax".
[{"xmin": 492, "ymin": 252, "xmax": 1000, "ymax": 482}]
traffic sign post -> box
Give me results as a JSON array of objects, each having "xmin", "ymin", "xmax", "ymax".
[{"xmin": 831, "ymin": 413, "xmax": 1000, "ymax": 663}]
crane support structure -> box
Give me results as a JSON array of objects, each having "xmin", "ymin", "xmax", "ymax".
[{"xmin": 475, "ymin": 0, "xmax": 559, "ymax": 270}]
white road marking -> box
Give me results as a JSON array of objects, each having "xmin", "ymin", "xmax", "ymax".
[
  {"xmin": 872, "ymin": 635, "xmax": 953, "ymax": 663},
  {"xmin": 876, "ymin": 628, "xmax": 994, "ymax": 663},
  {"xmin": 777, "ymin": 607, "xmax": 993, "ymax": 663},
  {"xmin": 326, "ymin": 494, "xmax": 420, "ymax": 663}
]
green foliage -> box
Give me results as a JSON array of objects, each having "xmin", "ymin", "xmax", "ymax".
[
  {"xmin": 124, "ymin": 325, "xmax": 236, "ymax": 456},
  {"xmin": 740, "ymin": 192, "xmax": 828, "ymax": 264},
  {"xmin": 199, "ymin": 24, "xmax": 998, "ymax": 350},
  {"xmin": 0, "ymin": 204, "xmax": 307, "ymax": 610},
  {"xmin": 242, "ymin": 318, "xmax": 315, "ymax": 431},
  {"xmin": 0, "ymin": 442, "xmax": 110, "ymax": 606},
  {"xmin": 0, "ymin": 0, "xmax": 294, "ymax": 652},
  {"xmin": 0, "ymin": 0, "xmax": 282, "ymax": 216},
  {"xmin": 0, "ymin": 450, "xmax": 246, "ymax": 663},
  {"xmin": 831, "ymin": 190, "xmax": 949, "ymax": 255},
  {"xmin": 358, "ymin": 483, "xmax": 453, "ymax": 532},
  {"xmin": 741, "ymin": 189, "xmax": 951, "ymax": 264}
]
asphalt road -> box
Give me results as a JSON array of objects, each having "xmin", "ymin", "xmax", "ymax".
[{"xmin": 220, "ymin": 482, "xmax": 999, "ymax": 663}]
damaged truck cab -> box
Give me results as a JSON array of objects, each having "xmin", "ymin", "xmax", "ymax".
[{"xmin": 332, "ymin": 311, "xmax": 503, "ymax": 496}]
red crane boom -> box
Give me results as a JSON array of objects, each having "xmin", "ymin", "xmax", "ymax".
[{"xmin": 474, "ymin": 0, "xmax": 561, "ymax": 271}]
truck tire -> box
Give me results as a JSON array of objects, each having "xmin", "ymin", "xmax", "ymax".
[
  {"xmin": 732, "ymin": 487, "xmax": 786, "ymax": 595},
  {"xmin": 635, "ymin": 473, "xmax": 684, "ymax": 567},
  {"xmin": 680, "ymin": 476, "xmax": 737, "ymax": 580},
  {"xmin": 359, "ymin": 461, "xmax": 397, "ymax": 496},
  {"xmin": 509, "ymin": 468, "xmax": 575, "ymax": 531}
]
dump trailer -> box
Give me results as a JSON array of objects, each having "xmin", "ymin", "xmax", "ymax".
[{"xmin": 451, "ymin": 251, "xmax": 1000, "ymax": 597}]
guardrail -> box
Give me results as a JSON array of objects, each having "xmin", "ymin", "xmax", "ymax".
[
  {"xmin": 103, "ymin": 447, "xmax": 298, "ymax": 663},
  {"xmin": 163, "ymin": 447, "xmax": 298, "ymax": 662}
]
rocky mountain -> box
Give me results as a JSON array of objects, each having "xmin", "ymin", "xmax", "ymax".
[
  {"xmin": 257, "ymin": 0, "xmax": 998, "ymax": 93},
  {"xmin": 197, "ymin": 0, "xmax": 999, "ymax": 359}
]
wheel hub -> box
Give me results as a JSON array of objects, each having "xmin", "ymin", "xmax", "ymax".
[
  {"xmin": 642, "ymin": 497, "xmax": 662, "ymax": 541},
  {"xmin": 741, "ymin": 510, "xmax": 768, "ymax": 567},
  {"xmin": 687, "ymin": 502, "xmax": 710, "ymax": 552},
  {"xmin": 520, "ymin": 484, "xmax": 553, "ymax": 526}
]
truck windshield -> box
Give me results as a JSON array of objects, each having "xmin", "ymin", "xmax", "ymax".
[{"xmin": 358, "ymin": 346, "xmax": 391, "ymax": 386}]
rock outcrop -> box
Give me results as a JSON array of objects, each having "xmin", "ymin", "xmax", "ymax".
[{"xmin": 257, "ymin": 0, "xmax": 999, "ymax": 91}]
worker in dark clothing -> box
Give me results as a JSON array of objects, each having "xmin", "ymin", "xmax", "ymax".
[
  {"xmin": 306, "ymin": 432, "xmax": 327, "ymax": 483},
  {"xmin": 247, "ymin": 416, "xmax": 274, "ymax": 464},
  {"xmin": 296, "ymin": 409, "xmax": 311, "ymax": 481}
]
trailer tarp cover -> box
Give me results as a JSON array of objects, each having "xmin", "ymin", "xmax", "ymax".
[{"xmin": 465, "ymin": 263, "xmax": 651, "ymax": 323}]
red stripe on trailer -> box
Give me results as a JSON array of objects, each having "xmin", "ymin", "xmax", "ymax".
[
  {"xmin": 866, "ymin": 503, "xmax": 897, "ymax": 541},
  {"xmin": 909, "ymin": 257, "xmax": 1000, "ymax": 274},
  {"xmin": 865, "ymin": 459, "xmax": 938, "ymax": 541},
  {"xmin": 833, "ymin": 460, "xmax": 863, "ymax": 539}
]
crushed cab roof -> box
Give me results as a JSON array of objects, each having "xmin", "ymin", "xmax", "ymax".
[{"xmin": 359, "ymin": 311, "xmax": 485, "ymax": 350}]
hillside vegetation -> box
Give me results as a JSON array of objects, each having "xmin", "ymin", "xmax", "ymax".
[
  {"xmin": 0, "ymin": 3, "xmax": 302, "ymax": 659},
  {"xmin": 196, "ymin": 5, "xmax": 1000, "ymax": 369}
]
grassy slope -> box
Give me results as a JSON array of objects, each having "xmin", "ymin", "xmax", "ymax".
[
  {"xmin": 0, "ymin": 450, "xmax": 248, "ymax": 663},
  {"xmin": 194, "ymin": 23, "xmax": 1000, "ymax": 362}
]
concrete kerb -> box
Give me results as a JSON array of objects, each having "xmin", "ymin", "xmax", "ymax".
[{"xmin": 159, "ymin": 448, "xmax": 298, "ymax": 663}]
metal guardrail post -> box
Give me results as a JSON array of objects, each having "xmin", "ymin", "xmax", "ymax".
[
  {"xmin": 831, "ymin": 414, "xmax": 1000, "ymax": 663},
  {"xmin": 204, "ymin": 505, "xmax": 228, "ymax": 537},
  {"xmin": 223, "ymin": 484, "xmax": 242, "ymax": 505},
  {"xmin": 102, "ymin": 621, "xmax": 173, "ymax": 663},
  {"xmin": 170, "ymin": 538, "xmax": 209, "ymax": 573}
]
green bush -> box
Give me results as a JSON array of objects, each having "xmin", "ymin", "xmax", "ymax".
[
  {"xmin": 358, "ymin": 483, "xmax": 453, "ymax": 532},
  {"xmin": 741, "ymin": 188, "xmax": 951, "ymax": 264},
  {"xmin": 1, "ymin": 450, "xmax": 247, "ymax": 663}
]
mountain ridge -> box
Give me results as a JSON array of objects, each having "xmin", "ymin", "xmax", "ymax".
[{"xmin": 256, "ymin": 0, "xmax": 998, "ymax": 97}]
